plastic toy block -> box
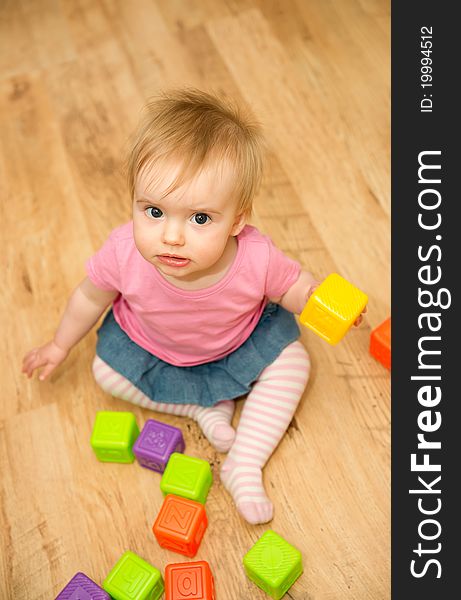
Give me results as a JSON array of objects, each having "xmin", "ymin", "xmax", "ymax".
[
  {"xmin": 160, "ymin": 453, "xmax": 212, "ymax": 504},
  {"xmin": 133, "ymin": 419, "xmax": 185, "ymax": 473},
  {"xmin": 153, "ymin": 494, "xmax": 208, "ymax": 558},
  {"xmin": 103, "ymin": 551, "xmax": 164, "ymax": 600},
  {"xmin": 165, "ymin": 561, "xmax": 215, "ymax": 600},
  {"xmin": 370, "ymin": 317, "xmax": 391, "ymax": 369},
  {"xmin": 243, "ymin": 530, "xmax": 303, "ymax": 600},
  {"xmin": 55, "ymin": 572, "xmax": 111, "ymax": 599},
  {"xmin": 90, "ymin": 411, "xmax": 140, "ymax": 463},
  {"xmin": 300, "ymin": 273, "xmax": 368, "ymax": 345}
]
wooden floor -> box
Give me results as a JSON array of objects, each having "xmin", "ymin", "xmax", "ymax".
[{"xmin": 0, "ymin": 1, "xmax": 390, "ymax": 599}]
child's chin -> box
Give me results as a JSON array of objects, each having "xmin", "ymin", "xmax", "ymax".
[{"xmin": 156, "ymin": 263, "xmax": 199, "ymax": 280}]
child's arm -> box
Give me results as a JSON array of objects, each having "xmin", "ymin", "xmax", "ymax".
[
  {"xmin": 270, "ymin": 270, "xmax": 319, "ymax": 315},
  {"xmin": 22, "ymin": 277, "xmax": 118, "ymax": 381}
]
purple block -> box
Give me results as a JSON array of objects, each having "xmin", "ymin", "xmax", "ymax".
[
  {"xmin": 133, "ymin": 418, "xmax": 185, "ymax": 473},
  {"xmin": 55, "ymin": 572, "xmax": 110, "ymax": 599}
]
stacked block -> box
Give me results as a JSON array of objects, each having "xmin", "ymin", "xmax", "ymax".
[
  {"xmin": 300, "ymin": 273, "xmax": 368, "ymax": 345},
  {"xmin": 153, "ymin": 494, "xmax": 208, "ymax": 558},
  {"xmin": 133, "ymin": 419, "xmax": 185, "ymax": 473},
  {"xmin": 160, "ymin": 453, "xmax": 213, "ymax": 504},
  {"xmin": 165, "ymin": 560, "xmax": 215, "ymax": 600},
  {"xmin": 243, "ymin": 530, "xmax": 303, "ymax": 600},
  {"xmin": 103, "ymin": 551, "xmax": 164, "ymax": 600},
  {"xmin": 90, "ymin": 411, "xmax": 140, "ymax": 463},
  {"xmin": 55, "ymin": 572, "xmax": 110, "ymax": 599},
  {"xmin": 370, "ymin": 317, "xmax": 391, "ymax": 369}
]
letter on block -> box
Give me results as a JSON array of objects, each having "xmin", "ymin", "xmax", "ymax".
[
  {"xmin": 90, "ymin": 411, "xmax": 140, "ymax": 463},
  {"xmin": 243, "ymin": 530, "xmax": 303, "ymax": 600},
  {"xmin": 103, "ymin": 551, "xmax": 164, "ymax": 600},
  {"xmin": 300, "ymin": 273, "xmax": 368, "ymax": 345},
  {"xmin": 160, "ymin": 453, "xmax": 213, "ymax": 504},
  {"xmin": 165, "ymin": 561, "xmax": 215, "ymax": 600},
  {"xmin": 133, "ymin": 419, "xmax": 185, "ymax": 473},
  {"xmin": 370, "ymin": 317, "xmax": 391, "ymax": 369},
  {"xmin": 153, "ymin": 494, "xmax": 208, "ymax": 558},
  {"xmin": 55, "ymin": 572, "xmax": 110, "ymax": 599}
]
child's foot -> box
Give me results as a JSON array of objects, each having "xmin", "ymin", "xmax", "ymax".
[
  {"xmin": 220, "ymin": 458, "xmax": 273, "ymax": 524},
  {"xmin": 195, "ymin": 402, "xmax": 236, "ymax": 452}
]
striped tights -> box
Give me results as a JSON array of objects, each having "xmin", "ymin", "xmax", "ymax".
[{"xmin": 92, "ymin": 340, "xmax": 310, "ymax": 524}]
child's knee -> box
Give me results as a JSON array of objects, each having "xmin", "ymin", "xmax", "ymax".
[
  {"xmin": 91, "ymin": 355, "xmax": 115, "ymax": 391},
  {"xmin": 258, "ymin": 340, "xmax": 311, "ymax": 388},
  {"xmin": 279, "ymin": 340, "xmax": 311, "ymax": 385},
  {"xmin": 291, "ymin": 340, "xmax": 311, "ymax": 374}
]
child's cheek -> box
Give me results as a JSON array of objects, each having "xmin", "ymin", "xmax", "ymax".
[
  {"xmin": 133, "ymin": 224, "xmax": 152, "ymax": 256},
  {"xmin": 208, "ymin": 232, "xmax": 228, "ymax": 258}
]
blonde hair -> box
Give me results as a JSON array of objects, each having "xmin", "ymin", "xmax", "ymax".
[{"xmin": 126, "ymin": 89, "xmax": 265, "ymax": 216}]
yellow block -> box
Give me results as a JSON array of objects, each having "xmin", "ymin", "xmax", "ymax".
[{"xmin": 300, "ymin": 273, "xmax": 368, "ymax": 345}]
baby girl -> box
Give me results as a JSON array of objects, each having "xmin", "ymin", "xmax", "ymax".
[{"xmin": 22, "ymin": 89, "xmax": 361, "ymax": 524}]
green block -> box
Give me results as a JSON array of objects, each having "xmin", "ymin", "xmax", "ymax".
[
  {"xmin": 243, "ymin": 530, "xmax": 303, "ymax": 600},
  {"xmin": 103, "ymin": 551, "xmax": 164, "ymax": 600},
  {"xmin": 90, "ymin": 411, "xmax": 139, "ymax": 463},
  {"xmin": 160, "ymin": 452, "xmax": 212, "ymax": 504}
]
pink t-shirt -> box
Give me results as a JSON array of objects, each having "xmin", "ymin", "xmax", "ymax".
[{"xmin": 86, "ymin": 223, "xmax": 301, "ymax": 366}]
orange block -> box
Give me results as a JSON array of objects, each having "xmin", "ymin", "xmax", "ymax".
[
  {"xmin": 370, "ymin": 317, "xmax": 391, "ymax": 369},
  {"xmin": 153, "ymin": 494, "xmax": 208, "ymax": 558},
  {"xmin": 165, "ymin": 561, "xmax": 215, "ymax": 600}
]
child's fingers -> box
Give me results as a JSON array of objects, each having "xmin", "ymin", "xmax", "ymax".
[
  {"xmin": 23, "ymin": 351, "xmax": 45, "ymax": 377},
  {"xmin": 39, "ymin": 362, "xmax": 56, "ymax": 381},
  {"xmin": 22, "ymin": 349, "xmax": 37, "ymax": 371},
  {"xmin": 22, "ymin": 354, "xmax": 36, "ymax": 376},
  {"xmin": 352, "ymin": 305, "xmax": 368, "ymax": 328},
  {"xmin": 306, "ymin": 282, "xmax": 320, "ymax": 301}
]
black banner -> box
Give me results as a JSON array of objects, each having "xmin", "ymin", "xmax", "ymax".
[{"xmin": 392, "ymin": 2, "xmax": 459, "ymax": 597}]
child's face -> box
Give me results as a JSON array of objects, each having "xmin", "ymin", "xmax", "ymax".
[{"xmin": 133, "ymin": 161, "xmax": 246, "ymax": 283}]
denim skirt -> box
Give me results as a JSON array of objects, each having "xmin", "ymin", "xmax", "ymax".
[{"xmin": 95, "ymin": 303, "xmax": 300, "ymax": 407}]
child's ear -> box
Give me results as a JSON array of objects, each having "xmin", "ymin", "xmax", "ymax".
[{"xmin": 231, "ymin": 212, "xmax": 247, "ymax": 236}]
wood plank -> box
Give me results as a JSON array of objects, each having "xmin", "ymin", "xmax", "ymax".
[{"xmin": 0, "ymin": 0, "xmax": 75, "ymax": 80}]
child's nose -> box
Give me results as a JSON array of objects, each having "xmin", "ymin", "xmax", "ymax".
[{"xmin": 161, "ymin": 219, "xmax": 185, "ymax": 246}]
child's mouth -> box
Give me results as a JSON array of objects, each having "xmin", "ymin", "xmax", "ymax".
[{"xmin": 157, "ymin": 254, "xmax": 191, "ymax": 268}]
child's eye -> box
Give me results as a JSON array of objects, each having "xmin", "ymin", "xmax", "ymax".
[
  {"xmin": 191, "ymin": 213, "xmax": 211, "ymax": 225},
  {"xmin": 146, "ymin": 207, "xmax": 163, "ymax": 219}
]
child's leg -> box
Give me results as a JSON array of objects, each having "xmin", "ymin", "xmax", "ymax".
[
  {"xmin": 92, "ymin": 356, "xmax": 236, "ymax": 452},
  {"xmin": 221, "ymin": 340, "xmax": 310, "ymax": 524}
]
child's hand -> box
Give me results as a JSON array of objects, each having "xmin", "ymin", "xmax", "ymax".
[
  {"xmin": 22, "ymin": 341, "xmax": 69, "ymax": 381},
  {"xmin": 305, "ymin": 282, "xmax": 320, "ymax": 301},
  {"xmin": 353, "ymin": 305, "xmax": 368, "ymax": 327}
]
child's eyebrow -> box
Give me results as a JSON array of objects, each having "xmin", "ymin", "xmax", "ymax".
[{"xmin": 190, "ymin": 207, "xmax": 223, "ymax": 215}]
